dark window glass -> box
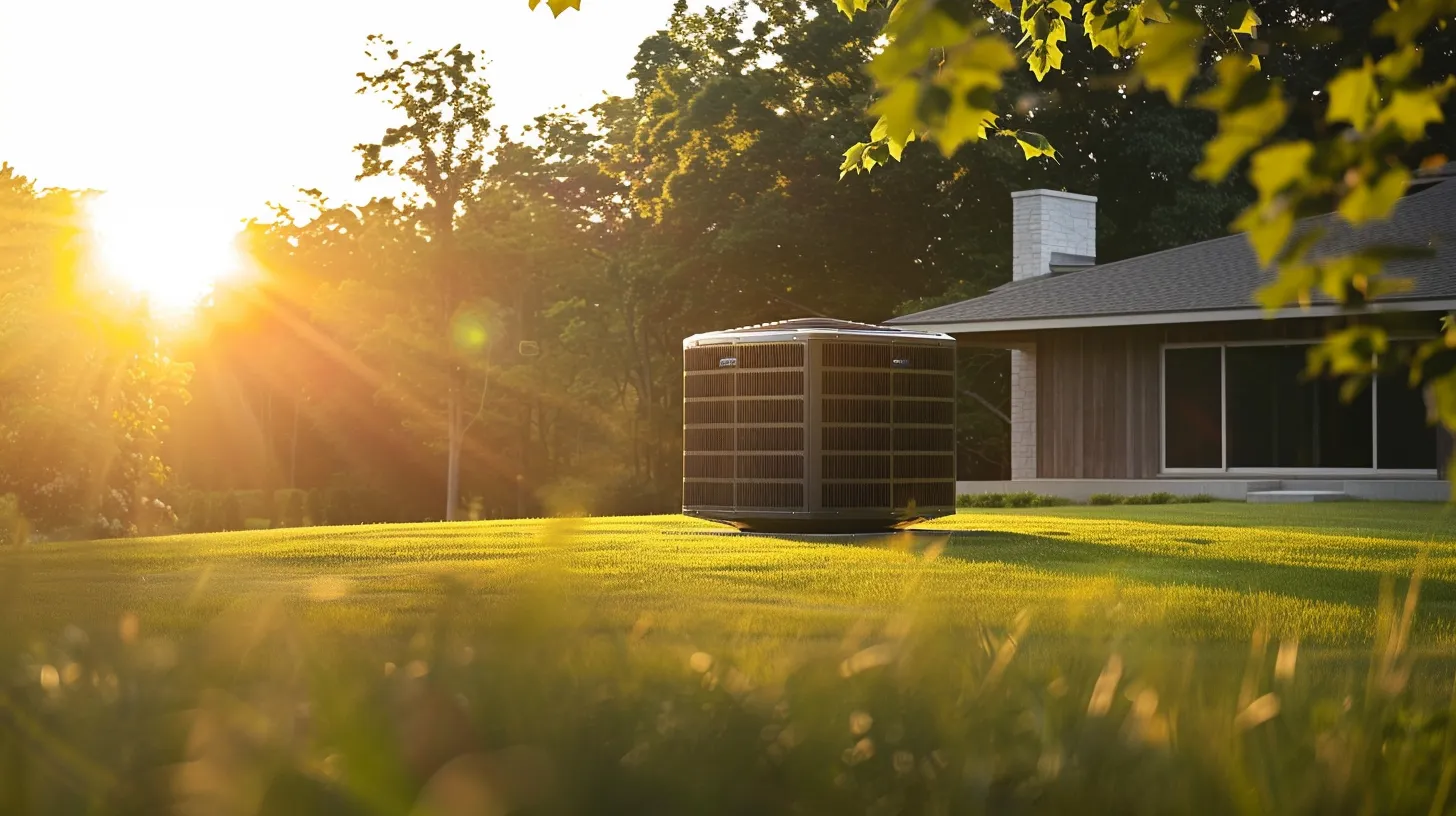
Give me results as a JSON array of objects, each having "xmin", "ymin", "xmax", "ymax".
[
  {"xmin": 1225, "ymin": 345, "xmax": 1372, "ymax": 469},
  {"xmin": 1377, "ymin": 356, "xmax": 1436, "ymax": 470},
  {"xmin": 1164, "ymin": 347, "xmax": 1223, "ymax": 468}
]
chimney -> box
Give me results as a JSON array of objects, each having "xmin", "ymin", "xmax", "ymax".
[
  {"xmin": 1007, "ymin": 189, "xmax": 1095, "ymax": 482},
  {"xmin": 1011, "ymin": 189, "xmax": 1097, "ymax": 281}
]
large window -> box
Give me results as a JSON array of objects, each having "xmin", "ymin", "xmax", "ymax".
[
  {"xmin": 1377, "ymin": 353, "xmax": 1438, "ymax": 470},
  {"xmin": 1164, "ymin": 347, "xmax": 1223, "ymax": 468},
  {"xmin": 1163, "ymin": 343, "xmax": 1436, "ymax": 472},
  {"xmin": 1225, "ymin": 345, "xmax": 1372, "ymax": 469}
]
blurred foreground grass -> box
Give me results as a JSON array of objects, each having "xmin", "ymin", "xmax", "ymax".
[{"xmin": 4, "ymin": 503, "xmax": 1456, "ymax": 813}]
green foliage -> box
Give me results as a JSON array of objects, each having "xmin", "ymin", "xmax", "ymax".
[
  {"xmin": 1117, "ymin": 492, "xmax": 1196, "ymax": 505},
  {"xmin": 788, "ymin": 0, "xmax": 1456, "ymax": 443},
  {"xmin": 1032, "ymin": 493, "xmax": 1073, "ymax": 507},
  {"xmin": 282, "ymin": 490, "xmax": 305, "ymax": 528},
  {"xmin": 958, "ymin": 492, "xmax": 1008, "ymax": 507},
  {"xmin": 1126, "ymin": 491, "xmax": 1176, "ymax": 505},
  {"xmin": 527, "ymin": 0, "xmax": 580, "ymax": 15},
  {"xmin": 184, "ymin": 494, "xmax": 209, "ymax": 533},
  {"xmin": 326, "ymin": 487, "xmax": 355, "ymax": 526},
  {"xmin": 0, "ymin": 166, "xmax": 191, "ymax": 536},
  {"xmin": 201, "ymin": 496, "xmax": 220, "ymax": 533},
  {"xmin": 349, "ymin": 37, "xmax": 499, "ymax": 521},
  {"xmin": 958, "ymin": 492, "xmax": 1072, "ymax": 507},
  {"xmin": 220, "ymin": 492, "xmax": 243, "ymax": 532},
  {"xmin": 306, "ymin": 489, "xmax": 325, "ymax": 526},
  {"xmin": 0, "ymin": 493, "xmax": 25, "ymax": 545},
  {"xmin": 260, "ymin": 489, "xmax": 277, "ymax": 530},
  {"xmin": 987, "ymin": 492, "xmax": 1220, "ymax": 506}
]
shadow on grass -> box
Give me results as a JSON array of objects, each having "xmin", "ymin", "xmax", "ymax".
[
  {"xmin": 897, "ymin": 530, "xmax": 1456, "ymax": 610},
  {"xmin": 955, "ymin": 504, "xmax": 1456, "ymax": 543}
]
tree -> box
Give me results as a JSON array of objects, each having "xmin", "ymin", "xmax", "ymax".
[
  {"xmin": 354, "ymin": 37, "xmax": 495, "ymax": 521},
  {"xmin": 564, "ymin": 0, "xmax": 1253, "ymax": 481},
  {"xmin": 536, "ymin": 0, "xmax": 1456, "ymax": 460},
  {"xmin": 282, "ymin": 490, "xmax": 305, "ymax": 527},
  {"xmin": 0, "ymin": 166, "xmax": 192, "ymax": 536},
  {"xmin": 221, "ymin": 492, "xmax": 242, "ymax": 532}
]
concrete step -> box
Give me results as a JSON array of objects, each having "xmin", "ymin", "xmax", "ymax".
[{"xmin": 1247, "ymin": 490, "xmax": 1350, "ymax": 504}]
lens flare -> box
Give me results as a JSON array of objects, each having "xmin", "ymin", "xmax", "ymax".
[{"xmin": 85, "ymin": 194, "xmax": 244, "ymax": 317}]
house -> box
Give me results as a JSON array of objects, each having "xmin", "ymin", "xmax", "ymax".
[{"xmin": 887, "ymin": 167, "xmax": 1456, "ymax": 502}]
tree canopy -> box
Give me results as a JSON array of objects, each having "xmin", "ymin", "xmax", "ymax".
[{"xmin": 4, "ymin": 0, "xmax": 1451, "ymax": 532}]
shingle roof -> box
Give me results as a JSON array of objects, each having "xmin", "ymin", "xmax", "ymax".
[{"xmin": 888, "ymin": 175, "xmax": 1456, "ymax": 329}]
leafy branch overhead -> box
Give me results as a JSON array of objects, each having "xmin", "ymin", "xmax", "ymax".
[
  {"xmin": 826, "ymin": 1, "xmax": 1452, "ymax": 326},
  {"xmin": 527, "ymin": 0, "xmax": 582, "ymax": 17},
  {"xmin": 833, "ymin": 0, "xmax": 1268, "ymax": 177},
  {"xmin": 536, "ymin": 1, "xmax": 1456, "ymax": 461}
]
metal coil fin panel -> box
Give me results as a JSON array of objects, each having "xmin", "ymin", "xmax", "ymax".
[
  {"xmin": 823, "ymin": 342, "xmax": 893, "ymax": 368},
  {"xmin": 894, "ymin": 454, "xmax": 956, "ymax": 480},
  {"xmin": 684, "ymin": 455, "xmax": 734, "ymax": 479},
  {"xmin": 894, "ymin": 427, "xmax": 955, "ymax": 452},
  {"xmin": 685, "ymin": 373, "xmax": 735, "ymax": 398},
  {"xmin": 737, "ymin": 427, "xmax": 804, "ymax": 452},
  {"xmin": 737, "ymin": 455, "xmax": 804, "ymax": 480},
  {"xmin": 738, "ymin": 343, "xmax": 805, "ymax": 369},
  {"xmin": 823, "ymin": 426, "xmax": 890, "ymax": 452},
  {"xmin": 823, "ymin": 399, "xmax": 891, "ymax": 424},
  {"xmin": 684, "ymin": 482, "xmax": 734, "ymax": 507},
  {"xmin": 737, "ymin": 482, "xmax": 804, "ymax": 508},
  {"xmin": 894, "ymin": 481, "xmax": 956, "ymax": 509},
  {"xmin": 823, "ymin": 482, "xmax": 891, "ymax": 509},
  {"xmin": 897, "ymin": 345, "xmax": 955, "ymax": 371},
  {"xmin": 823, "ymin": 371, "xmax": 891, "ymax": 396},
  {"xmin": 823, "ymin": 455, "xmax": 890, "ymax": 480},
  {"xmin": 738, "ymin": 371, "xmax": 805, "ymax": 396},
  {"xmin": 683, "ymin": 325, "xmax": 955, "ymax": 530},
  {"xmin": 684, "ymin": 401, "xmax": 735, "ymax": 425},
  {"xmin": 684, "ymin": 428, "xmax": 734, "ymax": 452},
  {"xmin": 737, "ymin": 399, "xmax": 804, "ymax": 424},
  {"xmin": 685, "ymin": 347, "xmax": 731, "ymax": 371},
  {"xmin": 893, "ymin": 372, "xmax": 955, "ymax": 399},
  {"xmin": 893, "ymin": 400, "xmax": 955, "ymax": 425}
]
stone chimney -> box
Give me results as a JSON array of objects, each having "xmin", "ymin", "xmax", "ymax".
[
  {"xmin": 1007, "ymin": 189, "xmax": 1096, "ymax": 480},
  {"xmin": 1011, "ymin": 189, "xmax": 1097, "ymax": 281}
]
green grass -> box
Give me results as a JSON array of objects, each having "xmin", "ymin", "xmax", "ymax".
[
  {"xmin": 6, "ymin": 503, "xmax": 1456, "ymax": 813},
  {"xmin": 9, "ymin": 503, "xmax": 1456, "ymax": 646}
]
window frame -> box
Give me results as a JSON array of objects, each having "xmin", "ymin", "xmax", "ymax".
[{"xmin": 1159, "ymin": 339, "xmax": 1437, "ymax": 477}]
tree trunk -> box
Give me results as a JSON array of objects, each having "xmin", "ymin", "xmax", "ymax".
[
  {"xmin": 445, "ymin": 391, "xmax": 461, "ymax": 521},
  {"xmin": 263, "ymin": 392, "xmax": 277, "ymax": 528},
  {"xmin": 517, "ymin": 402, "xmax": 529, "ymax": 518},
  {"xmin": 639, "ymin": 329, "xmax": 656, "ymax": 484},
  {"xmin": 289, "ymin": 394, "xmax": 300, "ymax": 489}
]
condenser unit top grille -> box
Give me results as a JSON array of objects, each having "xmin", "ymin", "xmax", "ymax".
[{"xmin": 685, "ymin": 317, "xmax": 951, "ymax": 348}]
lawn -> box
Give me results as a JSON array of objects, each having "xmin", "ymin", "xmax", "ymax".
[
  {"xmin": 6, "ymin": 502, "xmax": 1456, "ymax": 814},
  {"xmin": 8, "ymin": 502, "xmax": 1456, "ymax": 646}
]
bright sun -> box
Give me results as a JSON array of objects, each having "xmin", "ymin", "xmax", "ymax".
[{"xmin": 86, "ymin": 195, "xmax": 244, "ymax": 316}]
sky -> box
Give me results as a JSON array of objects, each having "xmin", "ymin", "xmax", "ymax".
[{"xmin": 0, "ymin": 0, "xmax": 683, "ymax": 234}]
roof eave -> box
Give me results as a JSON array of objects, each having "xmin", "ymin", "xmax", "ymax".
[{"xmin": 887, "ymin": 298, "xmax": 1456, "ymax": 335}]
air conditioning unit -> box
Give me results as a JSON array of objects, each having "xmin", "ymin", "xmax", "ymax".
[{"xmin": 682, "ymin": 318, "xmax": 957, "ymax": 532}]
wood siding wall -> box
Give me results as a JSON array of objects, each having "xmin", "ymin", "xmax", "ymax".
[
  {"xmin": 1024, "ymin": 315, "xmax": 1435, "ymax": 479},
  {"xmin": 1034, "ymin": 327, "xmax": 1160, "ymax": 478}
]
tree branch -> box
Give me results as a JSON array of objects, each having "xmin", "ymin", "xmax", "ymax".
[{"xmin": 962, "ymin": 389, "xmax": 1010, "ymax": 424}]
